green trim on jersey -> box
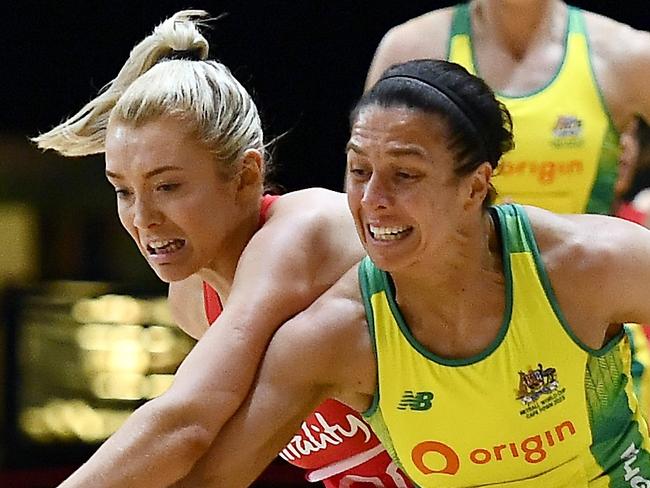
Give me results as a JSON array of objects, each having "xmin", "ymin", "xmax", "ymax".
[
  {"xmin": 448, "ymin": 3, "xmax": 572, "ymax": 98},
  {"xmin": 586, "ymin": 127, "xmax": 620, "ymax": 214},
  {"xmin": 498, "ymin": 205, "xmax": 626, "ymax": 355},
  {"xmin": 359, "ymin": 257, "xmax": 381, "ymax": 417}
]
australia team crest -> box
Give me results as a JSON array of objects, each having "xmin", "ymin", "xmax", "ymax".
[
  {"xmin": 551, "ymin": 115, "xmax": 584, "ymax": 148},
  {"xmin": 517, "ymin": 363, "xmax": 566, "ymax": 418}
]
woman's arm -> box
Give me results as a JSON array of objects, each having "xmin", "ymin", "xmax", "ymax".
[
  {"xmin": 58, "ymin": 191, "xmax": 364, "ymax": 488},
  {"xmin": 173, "ymin": 266, "xmax": 375, "ymax": 488},
  {"xmin": 585, "ymin": 12, "xmax": 650, "ymax": 129}
]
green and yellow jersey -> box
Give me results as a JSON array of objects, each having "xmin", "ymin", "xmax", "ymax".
[
  {"xmin": 448, "ymin": 4, "xmax": 619, "ymax": 214},
  {"xmin": 361, "ymin": 204, "xmax": 650, "ymax": 487},
  {"xmin": 448, "ymin": 1, "xmax": 650, "ymax": 423}
]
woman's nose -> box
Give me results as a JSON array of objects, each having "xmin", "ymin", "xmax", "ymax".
[
  {"xmin": 132, "ymin": 197, "xmax": 163, "ymax": 229},
  {"xmin": 361, "ymin": 173, "xmax": 392, "ymax": 210}
]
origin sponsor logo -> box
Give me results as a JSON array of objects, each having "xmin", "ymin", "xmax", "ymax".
[
  {"xmin": 498, "ymin": 159, "xmax": 584, "ymax": 185},
  {"xmin": 411, "ymin": 420, "xmax": 576, "ymax": 476}
]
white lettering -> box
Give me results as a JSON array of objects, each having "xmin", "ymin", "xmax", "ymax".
[
  {"xmin": 340, "ymin": 475, "xmax": 383, "ymax": 488},
  {"xmin": 619, "ymin": 443, "xmax": 650, "ymax": 488},
  {"xmin": 632, "ymin": 477, "xmax": 650, "ymax": 488},
  {"xmin": 626, "ymin": 464, "xmax": 641, "ymax": 482},
  {"xmin": 623, "ymin": 443, "xmax": 641, "ymax": 461},
  {"xmin": 386, "ymin": 460, "xmax": 410, "ymax": 488},
  {"xmin": 279, "ymin": 412, "xmax": 372, "ymax": 462}
]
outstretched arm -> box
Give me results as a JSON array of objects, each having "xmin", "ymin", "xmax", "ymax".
[
  {"xmin": 173, "ymin": 267, "xmax": 376, "ymax": 488},
  {"xmin": 58, "ymin": 192, "xmax": 364, "ymax": 488}
]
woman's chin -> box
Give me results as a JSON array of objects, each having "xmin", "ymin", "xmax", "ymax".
[{"xmin": 151, "ymin": 264, "xmax": 194, "ymax": 283}]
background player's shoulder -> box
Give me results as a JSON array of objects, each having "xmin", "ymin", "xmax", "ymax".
[
  {"xmin": 380, "ymin": 6, "xmax": 456, "ymax": 63},
  {"xmin": 582, "ymin": 9, "xmax": 649, "ymax": 60},
  {"xmin": 580, "ymin": 9, "xmax": 650, "ymax": 130}
]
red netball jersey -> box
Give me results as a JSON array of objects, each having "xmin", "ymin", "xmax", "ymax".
[{"xmin": 202, "ymin": 194, "xmax": 279, "ymax": 323}]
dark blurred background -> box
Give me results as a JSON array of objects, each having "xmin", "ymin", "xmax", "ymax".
[{"xmin": 0, "ymin": 1, "xmax": 647, "ymax": 486}]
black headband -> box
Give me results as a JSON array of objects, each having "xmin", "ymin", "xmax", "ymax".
[{"xmin": 377, "ymin": 73, "xmax": 492, "ymax": 163}]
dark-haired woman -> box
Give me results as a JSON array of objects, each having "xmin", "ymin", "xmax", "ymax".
[{"xmin": 181, "ymin": 59, "xmax": 650, "ymax": 487}]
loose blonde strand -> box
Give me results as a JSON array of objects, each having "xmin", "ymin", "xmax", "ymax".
[{"xmin": 32, "ymin": 10, "xmax": 210, "ymax": 156}]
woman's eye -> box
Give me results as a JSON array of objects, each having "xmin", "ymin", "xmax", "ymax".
[
  {"xmin": 157, "ymin": 183, "xmax": 179, "ymax": 192},
  {"xmin": 349, "ymin": 167, "xmax": 369, "ymax": 177},
  {"xmin": 396, "ymin": 170, "xmax": 421, "ymax": 180},
  {"xmin": 115, "ymin": 188, "xmax": 132, "ymax": 199}
]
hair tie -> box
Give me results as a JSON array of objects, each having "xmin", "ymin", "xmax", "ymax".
[{"xmin": 165, "ymin": 47, "xmax": 203, "ymax": 61}]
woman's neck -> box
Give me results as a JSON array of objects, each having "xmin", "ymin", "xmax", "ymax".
[
  {"xmin": 472, "ymin": 0, "xmax": 564, "ymax": 60},
  {"xmin": 197, "ymin": 195, "xmax": 263, "ymax": 297},
  {"xmin": 390, "ymin": 211, "xmax": 503, "ymax": 318}
]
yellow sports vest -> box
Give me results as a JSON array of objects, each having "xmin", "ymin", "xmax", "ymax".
[
  {"xmin": 447, "ymin": 4, "xmax": 619, "ymax": 214},
  {"xmin": 361, "ymin": 204, "xmax": 650, "ymax": 487}
]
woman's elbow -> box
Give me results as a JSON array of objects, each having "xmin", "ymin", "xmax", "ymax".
[
  {"xmin": 142, "ymin": 397, "xmax": 217, "ymax": 463},
  {"xmin": 170, "ymin": 422, "xmax": 215, "ymax": 467}
]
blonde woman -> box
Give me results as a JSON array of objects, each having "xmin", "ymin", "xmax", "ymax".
[{"xmin": 35, "ymin": 10, "xmax": 412, "ymax": 488}]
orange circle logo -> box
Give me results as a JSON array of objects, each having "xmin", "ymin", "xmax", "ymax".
[{"xmin": 412, "ymin": 441, "xmax": 460, "ymax": 475}]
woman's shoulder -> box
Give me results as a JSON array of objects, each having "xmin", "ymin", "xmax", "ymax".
[
  {"xmin": 582, "ymin": 9, "xmax": 650, "ymax": 78},
  {"xmin": 274, "ymin": 187, "xmax": 348, "ymax": 209},
  {"xmin": 240, "ymin": 187, "xmax": 363, "ymax": 285},
  {"xmin": 266, "ymin": 188, "xmax": 352, "ymax": 231},
  {"xmin": 522, "ymin": 205, "xmax": 646, "ymax": 280}
]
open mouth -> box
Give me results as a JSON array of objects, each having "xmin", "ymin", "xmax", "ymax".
[
  {"xmin": 368, "ymin": 225, "xmax": 413, "ymax": 241},
  {"xmin": 146, "ymin": 239, "xmax": 186, "ymax": 255}
]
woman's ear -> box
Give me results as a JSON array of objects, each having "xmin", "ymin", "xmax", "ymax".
[
  {"xmin": 465, "ymin": 161, "xmax": 493, "ymax": 209},
  {"xmin": 236, "ymin": 149, "xmax": 265, "ymax": 195}
]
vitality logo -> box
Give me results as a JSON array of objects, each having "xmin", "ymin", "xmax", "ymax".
[{"xmin": 398, "ymin": 390, "xmax": 434, "ymax": 411}]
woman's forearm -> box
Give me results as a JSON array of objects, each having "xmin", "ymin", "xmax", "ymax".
[{"xmin": 58, "ymin": 397, "xmax": 213, "ymax": 488}]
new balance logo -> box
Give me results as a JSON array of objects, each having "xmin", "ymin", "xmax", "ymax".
[{"xmin": 398, "ymin": 390, "xmax": 434, "ymax": 411}]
